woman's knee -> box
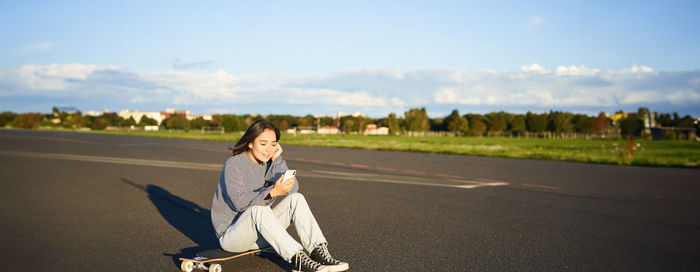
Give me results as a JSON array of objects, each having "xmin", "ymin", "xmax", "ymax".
[
  {"xmin": 220, "ymin": 235, "xmax": 256, "ymax": 253},
  {"xmin": 284, "ymin": 192, "xmax": 308, "ymax": 206},
  {"xmin": 287, "ymin": 192, "xmax": 305, "ymax": 201},
  {"xmin": 273, "ymin": 193, "xmax": 307, "ymax": 211}
]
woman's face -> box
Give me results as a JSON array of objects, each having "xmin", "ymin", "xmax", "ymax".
[{"xmin": 246, "ymin": 128, "xmax": 278, "ymax": 164}]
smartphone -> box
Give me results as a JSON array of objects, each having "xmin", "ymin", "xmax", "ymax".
[{"xmin": 282, "ymin": 170, "xmax": 296, "ymax": 183}]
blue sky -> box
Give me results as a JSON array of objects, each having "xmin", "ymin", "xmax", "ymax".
[{"xmin": 1, "ymin": 0, "xmax": 699, "ymax": 118}]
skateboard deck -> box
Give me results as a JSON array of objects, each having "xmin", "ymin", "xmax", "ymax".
[{"xmin": 179, "ymin": 248, "xmax": 274, "ymax": 272}]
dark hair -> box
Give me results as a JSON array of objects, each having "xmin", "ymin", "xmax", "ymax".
[{"xmin": 232, "ymin": 119, "xmax": 280, "ymax": 156}]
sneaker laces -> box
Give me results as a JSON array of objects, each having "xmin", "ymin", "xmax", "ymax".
[
  {"xmin": 316, "ymin": 243, "xmax": 341, "ymax": 265},
  {"xmin": 295, "ymin": 251, "xmax": 323, "ymax": 271}
]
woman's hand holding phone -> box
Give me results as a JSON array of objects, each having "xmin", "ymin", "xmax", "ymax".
[{"xmin": 270, "ymin": 170, "xmax": 295, "ymax": 198}]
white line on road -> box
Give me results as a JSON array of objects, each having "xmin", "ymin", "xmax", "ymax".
[
  {"xmin": 303, "ymin": 170, "xmax": 509, "ymax": 189},
  {"xmin": 0, "ymin": 150, "xmax": 222, "ymax": 171},
  {"xmin": 0, "ymin": 151, "xmax": 509, "ymax": 189}
]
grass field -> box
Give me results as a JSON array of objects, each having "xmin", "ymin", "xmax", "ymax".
[{"xmin": 58, "ymin": 128, "xmax": 700, "ymax": 168}]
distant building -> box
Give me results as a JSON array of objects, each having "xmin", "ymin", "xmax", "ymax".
[
  {"xmin": 188, "ymin": 113, "xmax": 213, "ymax": 121},
  {"xmin": 364, "ymin": 124, "xmax": 389, "ymax": 135},
  {"xmin": 162, "ymin": 108, "xmax": 188, "ymax": 119},
  {"xmin": 318, "ymin": 126, "xmax": 340, "ymax": 134},
  {"xmin": 119, "ymin": 110, "xmax": 164, "ymax": 125},
  {"xmin": 164, "ymin": 108, "xmax": 212, "ymax": 121},
  {"xmin": 119, "ymin": 108, "xmax": 213, "ymax": 125}
]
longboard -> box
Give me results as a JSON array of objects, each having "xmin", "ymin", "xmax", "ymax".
[{"xmin": 179, "ymin": 248, "xmax": 274, "ymax": 272}]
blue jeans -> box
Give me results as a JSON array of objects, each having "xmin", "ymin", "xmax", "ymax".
[{"xmin": 218, "ymin": 193, "xmax": 327, "ymax": 262}]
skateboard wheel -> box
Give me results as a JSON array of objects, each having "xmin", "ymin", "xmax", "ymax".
[
  {"xmin": 181, "ymin": 261, "xmax": 194, "ymax": 272},
  {"xmin": 210, "ymin": 263, "xmax": 222, "ymax": 272}
]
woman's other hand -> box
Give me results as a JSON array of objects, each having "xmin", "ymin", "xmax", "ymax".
[{"xmin": 272, "ymin": 144, "xmax": 283, "ymax": 161}]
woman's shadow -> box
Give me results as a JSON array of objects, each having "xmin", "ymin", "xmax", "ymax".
[{"xmin": 120, "ymin": 178, "xmax": 287, "ymax": 270}]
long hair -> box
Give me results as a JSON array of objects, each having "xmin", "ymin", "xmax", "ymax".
[{"xmin": 232, "ymin": 119, "xmax": 281, "ymax": 156}]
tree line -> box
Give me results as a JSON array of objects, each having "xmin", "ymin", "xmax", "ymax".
[
  {"xmin": 0, "ymin": 107, "xmax": 316, "ymax": 133},
  {"xmin": 1, "ymin": 106, "xmax": 697, "ymax": 139},
  {"xmin": 341, "ymin": 107, "xmax": 697, "ymax": 139}
]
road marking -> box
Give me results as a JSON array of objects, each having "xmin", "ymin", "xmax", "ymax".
[
  {"xmin": 0, "ymin": 150, "xmax": 221, "ymax": 171},
  {"xmin": 402, "ymin": 170, "xmax": 426, "ymax": 175},
  {"xmin": 0, "ymin": 151, "xmax": 512, "ymax": 190},
  {"xmin": 303, "ymin": 170, "xmax": 509, "ymax": 189},
  {"xmin": 521, "ymin": 183, "xmax": 559, "ymax": 190},
  {"xmin": 436, "ymin": 174, "xmax": 463, "ymax": 179},
  {"xmin": 287, "ymin": 156, "xmax": 471, "ymax": 183},
  {"xmin": 477, "ymin": 178, "xmax": 506, "ymax": 183}
]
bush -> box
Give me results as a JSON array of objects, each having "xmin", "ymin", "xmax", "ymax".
[
  {"xmin": 12, "ymin": 113, "xmax": 42, "ymax": 129},
  {"xmin": 190, "ymin": 117, "xmax": 211, "ymax": 129},
  {"xmin": 138, "ymin": 116, "xmax": 158, "ymax": 126},
  {"xmin": 0, "ymin": 112, "xmax": 17, "ymax": 127},
  {"xmin": 90, "ymin": 117, "xmax": 109, "ymax": 130},
  {"xmin": 164, "ymin": 115, "xmax": 190, "ymax": 130},
  {"xmin": 220, "ymin": 115, "xmax": 244, "ymax": 132},
  {"xmin": 619, "ymin": 115, "xmax": 643, "ymax": 137}
]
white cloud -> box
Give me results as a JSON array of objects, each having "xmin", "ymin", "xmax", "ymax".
[
  {"xmin": 622, "ymin": 64, "xmax": 654, "ymax": 74},
  {"xmin": 427, "ymin": 64, "xmax": 699, "ymax": 115},
  {"xmin": 524, "ymin": 91, "xmax": 555, "ymax": 106},
  {"xmin": 13, "ymin": 63, "xmax": 104, "ymax": 90},
  {"xmin": 343, "ymin": 67, "xmax": 406, "ymax": 80},
  {"xmin": 555, "ymin": 65, "xmax": 600, "ymax": 76},
  {"xmin": 666, "ymin": 91, "xmax": 700, "ymax": 104},
  {"xmin": 281, "ymin": 88, "xmax": 387, "ymax": 107},
  {"xmin": 144, "ymin": 69, "xmax": 241, "ymax": 101},
  {"xmin": 621, "ymin": 91, "xmax": 662, "ymax": 104},
  {"xmin": 390, "ymin": 97, "xmax": 406, "ymax": 107},
  {"xmin": 334, "ymin": 91, "xmax": 386, "ymax": 106},
  {"xmin": 520, "ymin": 63, "xmax": 549, "ymax": 74},
  {"xmin": 1, "ymin": 63, "xmax": 698, "ymax": 117},
  {"xmin": 434, "ymin": 69, "xmax": 499, "ymax": 84},
  {"xmin": 130, "ymin": 96, "xmax": 145, "ymax": 103},
  {"xmin": 434, "ymin": 87, "xmax": 457, "ymax": 103},
  {"xmin": 434, "ymin": 87, "xmax": 484, "ymax": 105}
]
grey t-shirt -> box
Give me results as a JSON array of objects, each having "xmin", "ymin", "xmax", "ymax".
[{"xmin": 211, "ymin": 152, "xmax": 298, "ymax": 238}]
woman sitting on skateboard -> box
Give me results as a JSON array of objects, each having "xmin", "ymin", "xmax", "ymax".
[{"xmin": 211, "ymin": 120, "xmax": 349, "ymax": 272}]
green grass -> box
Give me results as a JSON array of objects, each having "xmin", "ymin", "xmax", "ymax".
[
  {"xmin": 281, "ymin": 134, "xmax": 699, "ymax": 168},
  {"xmin": 81, "ymin": 128, "xmax": 241, "ymax": 142},
  {"xmin": 41, "ymin": 127, "xmax": 700, "ymax": 168}
]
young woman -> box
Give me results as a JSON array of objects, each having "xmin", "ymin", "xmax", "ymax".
[{"xmin": 211, "ymin": 120, "xmax": 348, "ymax": 272}]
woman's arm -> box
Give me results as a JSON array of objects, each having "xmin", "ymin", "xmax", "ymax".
[{"xmin": 224, "ymin": 161, "xmax": 274, "ymax": 211}]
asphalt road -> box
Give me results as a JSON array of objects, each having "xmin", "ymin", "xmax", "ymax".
[{"xmin": 1, "ymin": 129, "xmax": 699, "ymax": 271}]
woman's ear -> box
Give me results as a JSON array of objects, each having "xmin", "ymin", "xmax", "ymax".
[{"xmin": 248, "ymin": 143, "xmax": 253, "ymax": 149}]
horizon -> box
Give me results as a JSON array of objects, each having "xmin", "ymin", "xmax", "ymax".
[
  {"xmin": 7, "ymin": 105, "xmax": 696, "ymax": 120},
  {"xmin": 1, "ymin": 1, "xmax": 699, "ymax": 118}
]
